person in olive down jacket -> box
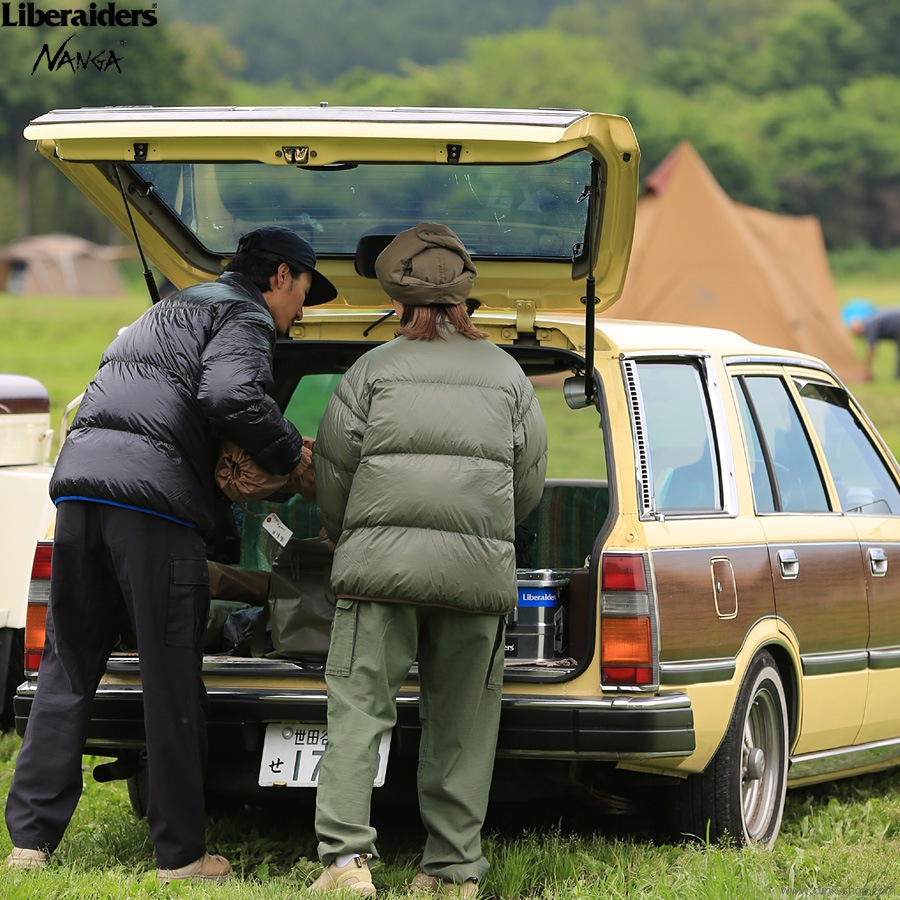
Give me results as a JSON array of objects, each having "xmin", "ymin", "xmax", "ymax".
[
  {"xmin": 5, "ymin": 226, "xmax": 337, "ymax": 883},
  {"xmin": 310, "ymin": 223, "xmax": 548, "ymax": 898}
]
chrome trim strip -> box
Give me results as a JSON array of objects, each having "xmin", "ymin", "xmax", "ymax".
[
  {"xmin": 701, "ymin": 356, "xmax": 740, "ymax": 517},
  {"xmin": 660, "ymin": 659, "xmax": 736, "ymax": 685},
  {"xmin": 82, "ymin": 683, "xmax": 692, "ymax": 714},
  {"xmin": 652, "ymin": 540, "xmax": 873, "ymax": 557},
  {"xmin": 497, "ymin": 692, "xmax": 692, "ymax": 713},
  {"xmin": 869, "ymin": 647, "xmax": 900, "ymax": 670},
  {"xmin": 726, "ymin": 355, "xmax": 832, "ymax": 373},
  {"xmin": 624, "ymin": 351, "xmax": 712, "ymax": 361},
  {"xmin": 800, "ymin": 650, "xmax": 869, "ymax": 676},
  {"xmin": 111, "ymin": 654, "xmax": 582, "ymax": 680},
  {"xmin": 789, "ymin": 737, "xmax": 900, "ymax": 782},
  {"xmin": 494, "ymin": 747, "xmax": 685, "ymax": 761}
]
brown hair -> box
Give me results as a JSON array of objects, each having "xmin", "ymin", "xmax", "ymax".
[{"xmin": 395, "ymin": 303, "xmax": 488, "ymax": 341}]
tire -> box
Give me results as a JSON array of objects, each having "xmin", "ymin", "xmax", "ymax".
[
  {"xmin": 126, "ymin": 768, "xmax": 149, "ymax": 819},
  {"xmin": 670, "ymin": 650, "xmax": 789, "ymax": 847}
]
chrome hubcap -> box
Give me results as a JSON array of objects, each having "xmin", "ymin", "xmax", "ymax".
[
  {"xmin": 745, "ymin": 747, "xmax": 765, "ymax": 781},
  {"xmin": 741, "ymin": 686, "xmax": 780, "ymax": 840}
]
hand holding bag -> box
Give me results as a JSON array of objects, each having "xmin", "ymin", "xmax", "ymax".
[{"xmin": 215, "ymin": 438, "xmax": 315, "ymax": 503}]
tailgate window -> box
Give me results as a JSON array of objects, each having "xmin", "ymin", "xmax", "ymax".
[{"xmin": 133, "ymin": 157, "xmax": 592, "ymax": 260}]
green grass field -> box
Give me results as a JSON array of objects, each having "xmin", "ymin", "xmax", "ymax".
[{"xmin": 0, "ymin": 733, "xmax": 897, "ymax": 898}]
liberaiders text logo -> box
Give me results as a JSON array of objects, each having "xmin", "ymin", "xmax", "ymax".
[{"xmin": 2, "ymin": 2, "xmax": 157, "ymax": 27}]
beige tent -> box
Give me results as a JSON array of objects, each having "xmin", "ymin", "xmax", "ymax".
[
  {"xmin": 0, "ymin": 234, "xmax": 134, "ymax": 296},
  {"xmin": 610, "ymin": 142, "xmax": 864, "ymax": 382}
]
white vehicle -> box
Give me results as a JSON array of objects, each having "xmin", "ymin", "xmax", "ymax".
[{"xmin": 0, "ymin": 374, "xmax": 55, "ymax": 729}]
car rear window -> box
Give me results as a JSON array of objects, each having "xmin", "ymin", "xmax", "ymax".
[{"xmin": 132, "ymin": 155, "xmax": 593, "ymax": 260}]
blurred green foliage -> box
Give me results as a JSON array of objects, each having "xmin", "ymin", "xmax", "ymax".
[{"xmin": 2, "ymin": 1, "xmax": 900, "ymax": 252}]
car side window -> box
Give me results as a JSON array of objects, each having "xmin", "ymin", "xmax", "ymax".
[
  {"xmin": 284, "ymin": 374, "xmax": 341, "ymax": 435},
  {"xmin": 797, "ymin": 380, "xmax": 900, "ymax": 515},
  {"xmin": 635, "ymin": 361, "xmax": 721, "ymax": 513},
  {"xmin": 737, "ymin": 374, "xmax": 829, "ymax": 513}
]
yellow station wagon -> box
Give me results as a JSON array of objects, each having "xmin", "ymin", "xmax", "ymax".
[{"xmin": 14, "ymin": 105, "xmax": 900, "ymax": 848}]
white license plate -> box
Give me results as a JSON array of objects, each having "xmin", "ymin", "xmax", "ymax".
[{"xmin": 258, "ymin": 723, "xmax": 391, "ymax": 788}]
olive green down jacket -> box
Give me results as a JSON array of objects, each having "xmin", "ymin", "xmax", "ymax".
[{"xmin": 315, "ymin": 332, "xmax": 548, "ymax": 615}]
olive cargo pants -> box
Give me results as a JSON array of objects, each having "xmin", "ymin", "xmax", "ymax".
[{"xmin": 315, "ymin": 599, "xmax": 505, "ymax": 884}]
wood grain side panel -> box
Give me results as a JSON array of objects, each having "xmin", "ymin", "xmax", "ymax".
[{"xmin": 653, "ymin": 545, "xmax": 775, "ymax": 663}]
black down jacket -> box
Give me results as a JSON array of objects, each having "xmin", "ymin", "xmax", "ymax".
[{"xmin": 50, "ymin": 272, "xmax": 305, "ymax": 535}]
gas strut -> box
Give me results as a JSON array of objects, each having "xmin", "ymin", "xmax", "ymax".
[{"xmin": 113, "ymin": 163, "xmax": 160, "ymax": 305}]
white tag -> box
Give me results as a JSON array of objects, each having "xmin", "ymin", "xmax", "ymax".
[{"xmin": 262, "ymin": 513, "xmax": 293, "ymax": 547}]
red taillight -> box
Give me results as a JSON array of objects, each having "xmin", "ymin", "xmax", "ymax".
[
  {"xmin": 25, "ymin": 542, "xmax": 52, "ymax": 672},
  {"xmin": 31, "ymin": 541, "xmax": 53, "ymax": 581},
  {"xmin": 601, "ymin": 667, "xmax": 654, "ymax": 686},
  {"xmin": 601, "ymin": 554, "xmax": 648, "ymax": 592},
  {"xmin": 600, "ymin": 552, "xmax": 657, "ymax": 689}
]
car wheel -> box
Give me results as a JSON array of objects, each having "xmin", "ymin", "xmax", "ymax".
[
  {"xmin": 670, "ymin": 650, "xmax": 788, "ymax": 847},
  {"xmin": 126, "ymin": 768, "xmax": 149, "ymax": 819}
]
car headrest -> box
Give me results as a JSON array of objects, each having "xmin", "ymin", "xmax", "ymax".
[{"xmin": 354, "ymin": 234, "xmax": 396, "ymax": 278}]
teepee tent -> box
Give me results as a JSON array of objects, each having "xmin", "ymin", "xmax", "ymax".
[{"xmin": 610, "ymin": 142, "xmax": 864, "ymax": 382}]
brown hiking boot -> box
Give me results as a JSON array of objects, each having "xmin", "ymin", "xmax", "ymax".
[
  {"xmin": 410, "ymin": 872, "xmax": 478, "ymax": 897},
  {"xmin": 310, "ymin": 853, "xmax": 376, "ymax": 895},
  {"xmin": 157, "ymin": 852, "xmax": 232, "ymax": 883},
  {"xmin": 6, "ymin": 847, "xmax": 49, "ymax": 869}
]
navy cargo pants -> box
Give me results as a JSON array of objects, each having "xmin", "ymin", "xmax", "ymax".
[{"xmin": 5, "ymin": 500, "xmax": 211, "ymax": 869}]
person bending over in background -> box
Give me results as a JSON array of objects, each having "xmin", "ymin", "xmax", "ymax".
[
  {"xmin": 845, "ymin": 301, "xmax": 900, "ymax": 380},
  {"xmin": 5, "ymin": 226, "xmax": 336, "ymax": 883},
  {"xmin": 310, "ymin": 222, "xmax": 548, "ymax": 897}
]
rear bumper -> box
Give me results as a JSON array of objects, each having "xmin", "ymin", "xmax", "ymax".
[{"xmin": 14, "ymin": 682, "xmax": 694, "ymax": 760}]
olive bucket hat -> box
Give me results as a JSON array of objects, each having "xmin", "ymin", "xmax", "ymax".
[{"xmin": 374, "ymin": 222, "xmax": 477, "ymax": 306}]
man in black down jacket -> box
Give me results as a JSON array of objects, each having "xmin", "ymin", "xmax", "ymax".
[{"xmin": 5, "ymin": 226, "xmax": 337, "ymax": 882}]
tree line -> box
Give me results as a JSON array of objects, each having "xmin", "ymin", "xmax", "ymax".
[{"xmin": 2, "ymin": 0, "xmax": 897, "ymax": 250}]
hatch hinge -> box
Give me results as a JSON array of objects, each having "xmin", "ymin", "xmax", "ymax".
[{"xmin": 515, "ymin": 300, "xmax": 536, "ymax": 334}]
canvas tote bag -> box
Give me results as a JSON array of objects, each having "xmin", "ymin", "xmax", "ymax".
[{"xmin": 252, "ymin": 537, "xmax": 335, "ymax": 664}]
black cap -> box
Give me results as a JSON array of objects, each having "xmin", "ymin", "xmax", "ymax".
[{"xmin": 236, "ymin": 226, "xmax": 338, "ymax": 306}]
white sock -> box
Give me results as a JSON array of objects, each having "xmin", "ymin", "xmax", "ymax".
[{"xmin": 335, "ymin": 853, "xmax": 361, "ymax": 868}]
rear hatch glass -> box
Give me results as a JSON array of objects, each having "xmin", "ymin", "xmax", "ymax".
[{"xmin": 133, "ymin": 157, "xmax": 589, "ymax": 261}]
